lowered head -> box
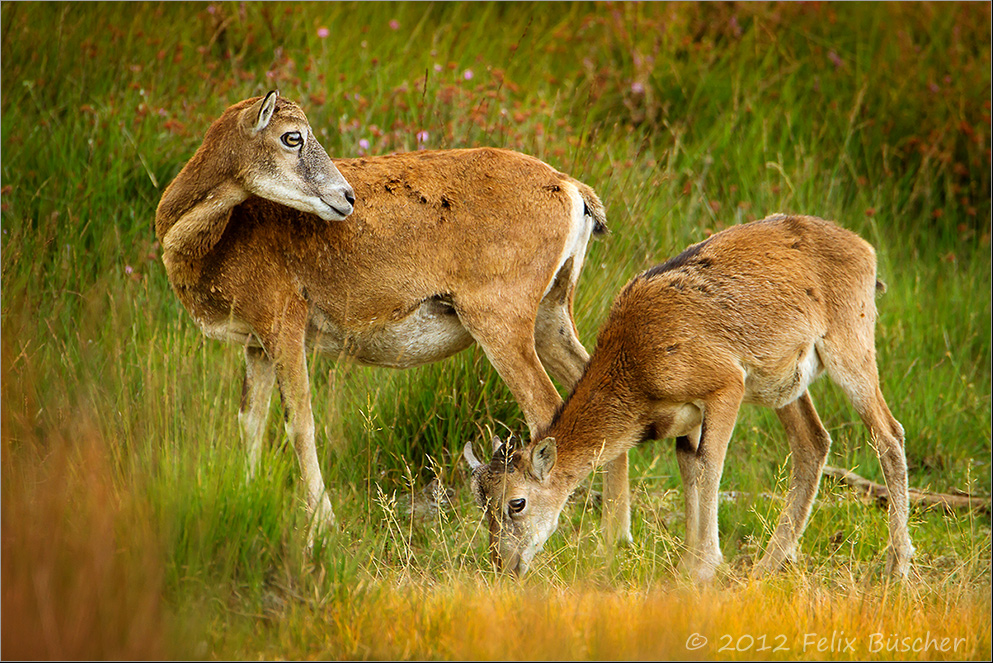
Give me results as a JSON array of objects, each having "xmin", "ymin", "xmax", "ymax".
[{"xmin": 463, "ymin": 435, "xmax": 570, "ymax": 576}]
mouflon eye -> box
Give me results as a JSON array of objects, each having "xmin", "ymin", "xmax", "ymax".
[
  {"xmin": 509, "ymin": 498, "xmax": 526, "ymax": 514},
  {"xmin": 281, "ymin": 131, "xmax": 303, "ymax": 148}
]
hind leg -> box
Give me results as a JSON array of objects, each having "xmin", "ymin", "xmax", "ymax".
[
  {"xmin": 819, "ymin": 338, "xmax": 913, "ymax": 578},
  {"xmin": 855, "ymin": 382, "xmax": 913, "ymax": 577},
  {"xmin": 753, "ymin": 391, "xmax": 832, "ymax": 576},
  {"xmin": 460, "ymin": 314, "xmax": 563, "ymax": 438},
  {"xmin": 533, "ymin": 257, "xmax": 591, "ymax": 389}
]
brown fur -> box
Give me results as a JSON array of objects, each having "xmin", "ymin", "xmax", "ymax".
[
  {"xmin": 156, "ymin": 94, "xmax": 616, "ymax": 542},
  {"xmin": 468, "ymin": 214, "xmax": 913, "ymax": 581}
]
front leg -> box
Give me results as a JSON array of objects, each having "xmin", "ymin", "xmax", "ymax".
[
  {"xmin": 602, "ymin": 452, "xmax": 634, "ymax": 546},
  {"xmin": 264, "ymin": 299, "xmax": 335, "ymax": 545},
  {"xmin": 686, "ymin": 385, "xmax": 743, "ymax": 583},
  {"xmin": 239, "ymin": 344, "xmax": 276, "ymax": 481},
  {"xmin": 675, "ymin": 428, "xmax": 702, "ymax": 575}
]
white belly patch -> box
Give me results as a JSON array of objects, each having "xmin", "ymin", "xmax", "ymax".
[
  {"xmin": 743, "ymin": 342, "xmax": 824, "ymax": 409},
  {"xmin": 309, "ymin": 298, "xmax": 474, "ymax": 368},
  {"xmin": 196, "ymin": 298, "xmax": 475, "ymax": 369},
  {"xmin": 200, "ymin": 317, "xmax": 254, "ymax": 345}
]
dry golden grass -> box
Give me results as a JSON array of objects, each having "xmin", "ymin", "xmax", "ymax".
[
  {"xmin": 1, "ymin": 439, "xmax": 167, "ymax": 660},
  {"xmin": 222, "ymin": 573, "xmax": 990, "ymax": 660},
  {"xmin": 1, "ymin": 344, "xmax": 167, "ymax": 660}
]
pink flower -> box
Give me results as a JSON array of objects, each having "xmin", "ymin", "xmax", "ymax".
[
  {"xmin": 416, "ymin": 130, "xmax": 429, "ymax": 147},
  {"xmin": 463, "ymin": 69, "xmax": 474, "ymax": 81},
  {"xmin": 729, "ymin": 15, "xmax": 742, "ymax": 38},
  {"xmin": 317, "ymin": 26, "xmax": 330, "ymax": 39},
  {"xmin": 359, "ymin": 138, "xmax": 370, "ymax": 150},
  {"xmin": 125, "ymin": 265, "xmax": 134, "ymax": 275},
  {"xmin": 389, "ymin": 19, "xmax": 400, "ymax": 30}
]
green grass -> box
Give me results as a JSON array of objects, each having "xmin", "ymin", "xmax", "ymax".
[{"xmin": 2, "ymin": 1, "xmax": 990, "ymax": 659}]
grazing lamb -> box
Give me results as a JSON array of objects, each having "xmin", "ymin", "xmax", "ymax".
[{"xmin": 465, "ymin": 214, "xmax": 913, "ymax": 581}]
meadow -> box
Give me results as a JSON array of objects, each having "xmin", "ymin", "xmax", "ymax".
[{"xmin": 1, "ymin": 2, "xmax": 990, "ymax": 659}]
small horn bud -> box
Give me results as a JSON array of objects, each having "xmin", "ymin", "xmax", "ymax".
[{"xmin": 463, "ymin": 441, "xmax": 483, "ymax": 471}]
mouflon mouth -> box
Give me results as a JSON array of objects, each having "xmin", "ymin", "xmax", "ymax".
[
  {"xmin": 500, "ymin": 549, "xmax": 526, "ymax": 577},
  {"xmin": 511, "ymin": 555, "xmax": 529, "ymax": 577},
  {"xmin": 318, "ymin": 196, "xmax": 354, "ymax": 221}
]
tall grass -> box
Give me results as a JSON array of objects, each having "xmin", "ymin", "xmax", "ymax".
[{"xmin": 2, "ymin": 2, "xmax": 990, "ymax": 659}]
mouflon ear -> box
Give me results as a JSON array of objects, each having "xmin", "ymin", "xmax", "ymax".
[
  {"xmin": 249, "ymin": 90, "xmax": 279, "ymax": 134},
  {"xmin": 530, "ymin": 437, "xmax": 557, "ymax": 482}
]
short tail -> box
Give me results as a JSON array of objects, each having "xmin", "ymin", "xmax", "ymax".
[
  {"xmin": 876, "ymin": 278, "xmax": 887, "ymax": 294},
  {"xmin": 576, "ymin": 182, "xmax": 609, "ymax": 236}
]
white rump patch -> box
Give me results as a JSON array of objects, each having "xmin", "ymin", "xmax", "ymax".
[{"xmin": 542, "ymin": 180, "xmax": 592, "ymax": 300}]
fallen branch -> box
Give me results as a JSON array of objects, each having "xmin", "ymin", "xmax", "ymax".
[{"xmin": 822, "ymin": 465, "xmax": 990, "ymax": 514}]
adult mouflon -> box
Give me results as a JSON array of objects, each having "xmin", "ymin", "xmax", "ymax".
[{"xmin": 156, "ymin": 91, "xmax": 623, "ymax": 543}]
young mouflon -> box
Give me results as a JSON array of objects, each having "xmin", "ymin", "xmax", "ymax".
[{"xmin": 464, "ymin": 214, "xmax": 914, "ymax": 581}]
